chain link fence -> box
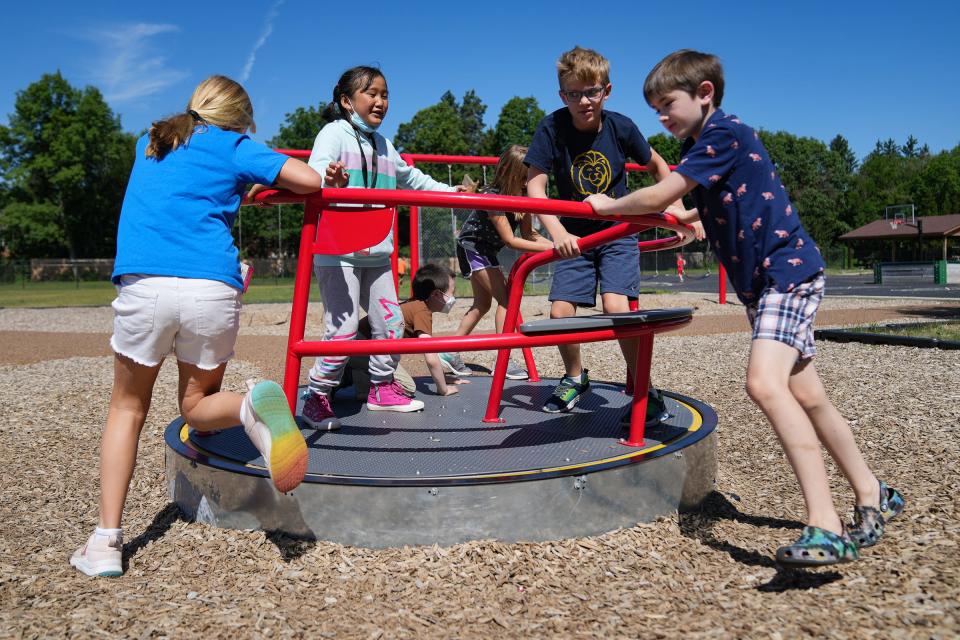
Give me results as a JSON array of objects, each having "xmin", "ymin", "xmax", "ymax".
[{"xmin": 415, "ymin": 205, "xmax": 555, "ymax": 295}]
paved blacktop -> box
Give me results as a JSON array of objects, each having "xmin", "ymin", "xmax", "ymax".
[{"xmin": 640, "ymin": 272, "xmax": 960, "ymax": 299}]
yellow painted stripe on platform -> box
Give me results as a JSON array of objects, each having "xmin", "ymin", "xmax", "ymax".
[{"xmin": 179, "ymin": 399, "xmax": 706, "ymax": 480}]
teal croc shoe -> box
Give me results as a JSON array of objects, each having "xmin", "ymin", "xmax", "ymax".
[
  {"xmin": 775, "ymin": 525, "xmax": 859, "ymax": 567},
  {"xmin": 849, "ymin": 480, "xmax": 905, "ymax": 548}
]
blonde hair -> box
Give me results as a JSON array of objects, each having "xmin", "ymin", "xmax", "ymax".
[
  {"xmin": 146, "ymin": 75, "xmax": 256, "ymax": 159},
  {"xmin": 643, "ymin": 50, "xmax": 724, "ymax": 108},
  {"xmin": 488, "ymin": 144, "xmax": 529, "ymax": 220},
  {"xmin": 556, "ymin": 46, "xmax": 610, "ymax": 88}
]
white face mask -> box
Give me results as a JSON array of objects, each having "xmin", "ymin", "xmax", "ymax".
[{"xmin": 440, "ymin": 293, "xmax": 456, "ymax": 314}]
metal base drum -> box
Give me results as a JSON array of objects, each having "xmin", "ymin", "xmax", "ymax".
[{"xmin": 166, "ymin": 376, "xmax": 717, "ymax": 547}]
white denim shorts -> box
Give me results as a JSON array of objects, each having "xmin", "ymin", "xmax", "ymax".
[{"xmin": 110, "ymin": 275, "xmax": 242, "ymax": 369}]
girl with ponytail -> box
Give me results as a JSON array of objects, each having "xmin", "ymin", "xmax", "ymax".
[{"xmin": 71, "ymin": 76, "xmax": 322, "ymax": 577}]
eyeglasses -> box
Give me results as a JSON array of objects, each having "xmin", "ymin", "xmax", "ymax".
[{"xmin": 560, "ymin": 86, "xmax": 606, "ymax": 103}]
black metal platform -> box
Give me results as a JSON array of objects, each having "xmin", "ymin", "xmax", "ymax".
[{"xmin": 166, "ymin": 376, "xmax": 717, "ymax": 546}]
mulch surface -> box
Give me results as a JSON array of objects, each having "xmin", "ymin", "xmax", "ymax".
[{"xmin": 1, "ymin": 300, "xmax": 958, "ymax": 638}]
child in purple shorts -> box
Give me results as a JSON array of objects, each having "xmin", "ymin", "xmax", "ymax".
[
  {"xmin": 439, "ymin": 145, "xmax": 554, "ymax": 379},
  {"xmin": 586, "ymin": 50, "xmax": 904, "ymax": 567}
]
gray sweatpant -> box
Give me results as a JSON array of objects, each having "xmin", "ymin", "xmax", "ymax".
[{"xmin": 308, "ymin": 264, "xmax": 403, "ymax": 395}]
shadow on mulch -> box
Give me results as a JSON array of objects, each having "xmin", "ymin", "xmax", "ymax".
[
  {"xmin": 679, "ymin": 491, "xmax": 842, "ymax": 592},
  {"xmin": 123, "ymin": 503, "xmax": 183, "ymax": 568},
  {"xmin": 896, "ymin": 305, "xmax": 960, "ymax": 320},
  {"xmin": 122, "ymin": 503, "xmax": 317, "ymax": 565},
  {"xmin": 266, "ymin": 531, "xmax": 317, "ymax": 562}
]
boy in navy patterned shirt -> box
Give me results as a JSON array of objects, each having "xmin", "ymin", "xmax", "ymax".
[{"xmin": 586, "ymin": 50, "xmax": 904, "ymax": 567}]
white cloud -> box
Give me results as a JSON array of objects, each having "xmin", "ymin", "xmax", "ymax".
[
  {"xmin": 239, "ymin": 0, "xmax": 286, "ymax": 83},
  {"xmin": 80, "ymin": 23, "xmax": 188, "ymax": 103}
]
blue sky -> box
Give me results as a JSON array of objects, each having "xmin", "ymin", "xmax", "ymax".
[{"xmin": 2, "ymin": 1, "xmax": 957, "ymax": 161}]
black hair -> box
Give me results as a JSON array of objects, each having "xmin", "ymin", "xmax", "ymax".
[
  {"xmin": 411, "ymin": 263, "xmax": 455, "ymax": 301},
  {"xmin": 321, "ymin": 66, "xmax": 386, "ymax": 122}
]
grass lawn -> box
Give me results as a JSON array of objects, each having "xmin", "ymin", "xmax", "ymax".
[
  {"xmin": 862, "ymin": 321, "xmax": 960, "ymax": 342},
  {"xmin": 0, "ymin": 277, "xmax": 556, "ymax": 308}
]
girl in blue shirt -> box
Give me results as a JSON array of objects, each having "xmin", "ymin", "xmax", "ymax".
[{"xmin": 71, "ymin": 76, "xmax": 323, "ymax": 578}]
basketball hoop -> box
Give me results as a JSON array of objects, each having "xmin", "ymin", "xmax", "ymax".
[{"xmin": 889, "ymin": 219, "xmax": 904, "ymax": 231}]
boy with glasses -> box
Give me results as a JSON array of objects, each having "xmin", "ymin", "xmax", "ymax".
[{"xmin": 525, "ymin": 46, "xmax": 676, "ymax": 421}]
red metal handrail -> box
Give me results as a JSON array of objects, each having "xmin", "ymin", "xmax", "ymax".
[{"xmin": 248, "ymin": 186, "xmax": 694, "ymax": 446}]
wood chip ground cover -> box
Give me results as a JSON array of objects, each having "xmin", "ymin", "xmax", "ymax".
[{"xmin": 0, "ymin": 296, "xmax": 957, "ymax": 638}]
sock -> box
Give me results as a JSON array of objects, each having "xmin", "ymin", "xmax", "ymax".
[
  {"xmin": 94, "ymin": 527, "xmax": 122, "ymax": 541},
  {"xmin": 239, "ymin": 392, "xmax": 255, "ymax": 430},
  {"xmin": 569, "ymin": 372, "xmax": 583, "ymax": 383}
]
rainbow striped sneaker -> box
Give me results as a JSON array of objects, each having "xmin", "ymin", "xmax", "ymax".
[
  {"xmin": 242, "ymin": 381, "xmax": 307, "ymax": 493},
  {"xmin": 70, "ymin": 529, "xmax": 123, "ymax": 577}
]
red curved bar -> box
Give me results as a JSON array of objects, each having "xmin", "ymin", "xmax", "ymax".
[{"xmin": 245, "ymin": 185, "xmax": 695, "ymax": 446}]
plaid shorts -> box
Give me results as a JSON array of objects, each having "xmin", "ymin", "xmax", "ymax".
[{"xmin": 746, "ymin": 274, "xmax": 825, "ymax": 359}]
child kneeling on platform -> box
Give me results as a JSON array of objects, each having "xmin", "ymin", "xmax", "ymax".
[{"xmin": 340, "ymin": 263, "xmax": 468, "ymax": 400}]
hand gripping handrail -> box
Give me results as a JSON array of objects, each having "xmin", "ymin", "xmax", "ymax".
[{"xmin": 246, "ymin": 187, "xmax": 696, "ymax": 446}]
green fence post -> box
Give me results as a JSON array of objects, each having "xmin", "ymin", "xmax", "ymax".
[{"xmin": 935, "ymin": 260, "xmax": 946, "ymax": 285}]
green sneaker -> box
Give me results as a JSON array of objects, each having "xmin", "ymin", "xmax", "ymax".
[{"xmin": 543, "ymin": 370, "xmax": 590, "ymax": 413}]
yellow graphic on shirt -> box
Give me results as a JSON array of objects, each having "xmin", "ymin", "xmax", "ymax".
[{"xmin": 570, "ymin": 150, "xmax": 612, "ymax": 195}]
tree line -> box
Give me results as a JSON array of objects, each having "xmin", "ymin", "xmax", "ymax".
[{"xmin": 1, "ymin": 72, "xmax": 958, "ymax": 262}]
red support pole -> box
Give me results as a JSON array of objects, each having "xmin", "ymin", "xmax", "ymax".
[
  {"xmin": 409, "ymin": 205, "xmax": 419, "ymax": 279},
  {"xmin": 248, "ymin": 184, "xmax": 697, "ymax": 421},
  {"xmin": 390, "ymin": 207, "xmax": 400, "ymax": 294},
  {"xmin": 718, "ymin": 263, "xmax": 727, "ymax": 305},
  {"xmin": 401, "ymin": 154, "xmax": 420, "ymax": 280},
  {"xmin": 517, "ymin": 312, "xmax": 540, "ymax": 382},
  {"xmin": 622, "ymin": 333, "xmax": 654, "ymax": 447},
  {"xmin": 283, "ymin": 204, "xmax": 320, "ymax": 411}
]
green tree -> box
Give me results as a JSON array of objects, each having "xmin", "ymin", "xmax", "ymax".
[
  {"xmin": 0, "ymin": 72, "xmax": 134, "ymax": 259},
  {"xmin": 394, "ymin": 92, "xmax": 469, "ymax": 156},
  {"xmin": 459, "ymin": 90, "xmax": 487, "ymax": 156},
  {"xmin": 266, "ymin": 103, "xmax": 330, "ymax": 151},
  {"xmin": 759, "ymin": 130, "xmax": 847, "ymax": 250},
  {"xmin": 394, "ymin": 92, "xmax": 470, "ymax": 184},
  {"xmin": 647, "ymin": 133, "xmax": 682, "ymax": 166},
  {"xmin": 234, "ymin": 102, "xmax": 334, "ymax": 261},
  {"xmin": 484, "ymin": 96, "xmax": 544, "ymax": 156},
  {"xmin": 0, "ymin": 201, "xmax": 68, "ymax": 257},
  {"xmin": 826, "ymin": 135, "xmax": 858, "ymax": 232},
  {"xmin": 910, "ymin": 149, "xmax": 960, "ymax": 215}
]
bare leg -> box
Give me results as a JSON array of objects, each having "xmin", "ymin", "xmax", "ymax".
[
  {"xmin": 745, "ymin": 339, "xmax": 843, "ymax": 535},
  {"xmin": 177, "ymin": 361, "xmax": 242, "ymax": 431},
  {"xmin": 551, "ymin": 300, "xmax": 581, "ymax": 376},
  {"xmin": 98, "ymin": 354, "xmax": 162, "ymax": 529},
  {"xmin": 789, "ymin": 358, "xmax": 880, "ymax": 507},
  {"xmin": 454, "ymin": 270, "xmax": 497, "ymax": 336},
  {"xmin": 601, "ymin": 292, "xmax": 637, "ymax": 380}
]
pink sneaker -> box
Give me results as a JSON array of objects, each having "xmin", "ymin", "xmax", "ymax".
[
  {"xmin": 70, "ymin": 529, "xmax": 123, "ymax": 577},
  {"xmin": 301, "ymin": 392, "xmax": 341, "ymax": 430},
  {"xmin": 368, "ymin": 380, "xmax": 425, "ymax": 412}
]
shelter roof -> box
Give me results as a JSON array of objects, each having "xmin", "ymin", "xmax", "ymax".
[{"xmin": 839, "ymin": 214, "xmax": 960, "ymax": 241}]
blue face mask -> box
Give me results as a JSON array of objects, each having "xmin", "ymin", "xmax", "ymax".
[{"xmin": 347, "ymin": 101, "xmax": 379, "ymax": 134}]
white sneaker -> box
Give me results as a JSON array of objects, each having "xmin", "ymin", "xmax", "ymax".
[
  {"xmin": 438, "ymin": 352, "xmax": 472, "ymax": 376},
  {"xmin": 70, "ymin": 530, "xmax": 123, "ymax": 577},
  {"xmin": 505, "ymin": 360, "xmax": 529, "ymax": 380},
  {"xmin": 242, "ymin": 380, "xmax": 308, "ymax": 493}
]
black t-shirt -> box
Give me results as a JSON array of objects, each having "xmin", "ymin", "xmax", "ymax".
[
  {"xmin": 524, "ymin": 109, "xmax": 653, "ymax": 237},
  {"xmin": 457, "ymin": 187, "xmax": 520, "ymax": 257}
]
